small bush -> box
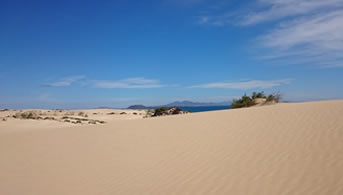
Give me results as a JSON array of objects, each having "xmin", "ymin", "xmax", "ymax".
[
  {"xmin": 153, "ymin": 107, "xmax": 168, "ymax": 116},
  {"xmin": 171, "ymin": 107, "xmax": 182, "ymax": 115},
  {"xmin": 252, "ymin": 91, "xmax": 266, "ymax": 99},
  {"xmin": 266, "ymin": 93, "xmax": 281, "ymax": 103},
  {"xmin": 232, "ymin": 94, "xmax": 255, "ymax": 109}
]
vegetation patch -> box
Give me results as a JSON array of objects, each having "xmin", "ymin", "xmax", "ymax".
[
  {"xmin": 44, "ymin": 117, "xmax": 55, "ymax": 120},
  {"xmin": 153, "ymin": 107, "xmax": 190, "ymax": 117},
  {"xmin": 232, "ymin": 91, "xmax": 281, "ymax": 109},
  {"xmin": 14, "ymin": 112, "xmax": 42, "ymax": 120},
  {"xmin": 62, "ymin": 116, "xmax": 105, "ymax": 125}
]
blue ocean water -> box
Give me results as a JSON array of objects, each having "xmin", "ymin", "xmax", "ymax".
[{"xmin": 179, "ymin": 106, "xmax": 231, "ymax": 113}]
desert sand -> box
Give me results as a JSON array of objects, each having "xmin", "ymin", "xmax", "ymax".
[{"xmin": 0, "ymin": 100, "xmax": 343, "ymax": 195}]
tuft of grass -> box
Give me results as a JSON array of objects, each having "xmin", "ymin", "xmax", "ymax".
[
  {"xmin": 43, "ymin": 117, "xmax": 55, "ymax": 120},
  {"xmin": 88, "ymin": 121, "xmax": 96, "ymax": 124}
]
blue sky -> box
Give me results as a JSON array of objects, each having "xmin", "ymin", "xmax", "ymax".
[{"xmin": 1, "ymin": 0, "xmax": 343, "ymax": 109}]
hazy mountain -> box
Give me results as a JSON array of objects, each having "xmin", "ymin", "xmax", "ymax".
[
  {"xmin": 127, "ymin": 101, "xmax": 232, "ymax": 109},
  {"xmin": 127, "ymin": 105, "xmax": 148, "ymax": 109}
]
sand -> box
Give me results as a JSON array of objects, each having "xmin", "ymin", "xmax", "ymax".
[{"xmin": 0, "ymin": 100, "xmax": 343, "ymax": 195}]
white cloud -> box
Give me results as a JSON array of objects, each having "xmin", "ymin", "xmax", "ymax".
[
  {"xmin": 241, "ymin": 0, "xmax": 343, "ymax": 25},
  {"xmin": 196, "ymin": 0, "xmax": 343, "ymax": 68},
  {"xmin": 43, "ymin": 75, "xmax": 85, "ymax": 87},
  {"xmin": 258, "ymin": 11, "xmax": 343, "ymax": 67},
  {"xmin": 190, "ymin": 79, "xmax": 293, "ymax": 89},
  {"xmin": 93, "ymin": 77, "xmax": 164, "ymax": 89}
]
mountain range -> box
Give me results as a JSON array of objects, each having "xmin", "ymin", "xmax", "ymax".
[{"xmin": 127, "ymin": 101, "xmax": 232, "ymax": 109}]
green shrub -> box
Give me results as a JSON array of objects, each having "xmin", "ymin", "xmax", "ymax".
[
  {"xmin": 232, "ymin": 94, "xmax": 255, "ymax": 109},
  {"xmin": 153, "ymin": 107, "xmax": 169, "ymax": 116},
  {"xmin": 252, "ymin": 91, "xmax": 266, "ymax": 99},
  {"xmin": 266, "ymin": 93, "xmax": 281, "ymax": 103},
  {"xmin": 171, "ymin": 107, "xmax": 182, "ymax": 115},
  {"xmin": 154, "ymin": 107, "xmax": 168, "ymax": 113}
]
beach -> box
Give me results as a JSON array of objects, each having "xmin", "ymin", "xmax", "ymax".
[{"xmin": 1, "ymin": 100, "xmax": 343, "ymax": 195}]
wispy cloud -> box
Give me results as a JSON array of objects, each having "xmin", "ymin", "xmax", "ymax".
[
  {"xmin": 190, "ymin": 79, "xmax": 293, "ymax": 89},
  {"xmin": 241, "ymin": 0, "xmax": 343, "ymax": 25},
  {"xmin": 196, "ymin": 0, "xmax": 343, "ymax": 68},
  {"xmin": 93, "ymin": 77, "xmax": 164, "ymax": 89},
  {"xmin": 258, "ymin": 10, "xmax": 343, "ymax": 68},
  {"xmin": 42, "ymin": 75, "xmax": 85, "ymax": 87}
]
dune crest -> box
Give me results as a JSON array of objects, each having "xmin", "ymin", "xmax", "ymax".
[{"xmin": 1, "ymin": 100, "xmax": 343, "ymax": 195}]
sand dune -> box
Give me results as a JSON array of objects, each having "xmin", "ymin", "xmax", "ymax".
[{"xmin": 1, "ymin": 100, "xmax": 343, "ymax": 195}]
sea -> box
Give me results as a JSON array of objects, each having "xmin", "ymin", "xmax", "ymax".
[{"xmin": 179, "ymin": 106, "xmax": 231, "ymax": 113}]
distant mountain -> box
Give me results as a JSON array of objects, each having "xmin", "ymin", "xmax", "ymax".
[
  {"xmin": 127, "ymin": 101, "xmax": 232, "ymax": 110},
  {"xmin": 127, "ymin": 105, "xmax": 148, "ymax": 109},
  {"xmin": 165, "ymin": 100, "xmax": 232, "ymax": 107}
]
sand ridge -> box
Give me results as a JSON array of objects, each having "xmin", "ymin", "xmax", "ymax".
[{"xmin": 0, "ymin": 100, "xmax": 343, "ymax": 195}]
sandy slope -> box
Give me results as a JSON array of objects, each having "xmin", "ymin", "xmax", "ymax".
[{"xmin": 0, "ymin": 100, "xmax": 343, "ymax": 195}]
